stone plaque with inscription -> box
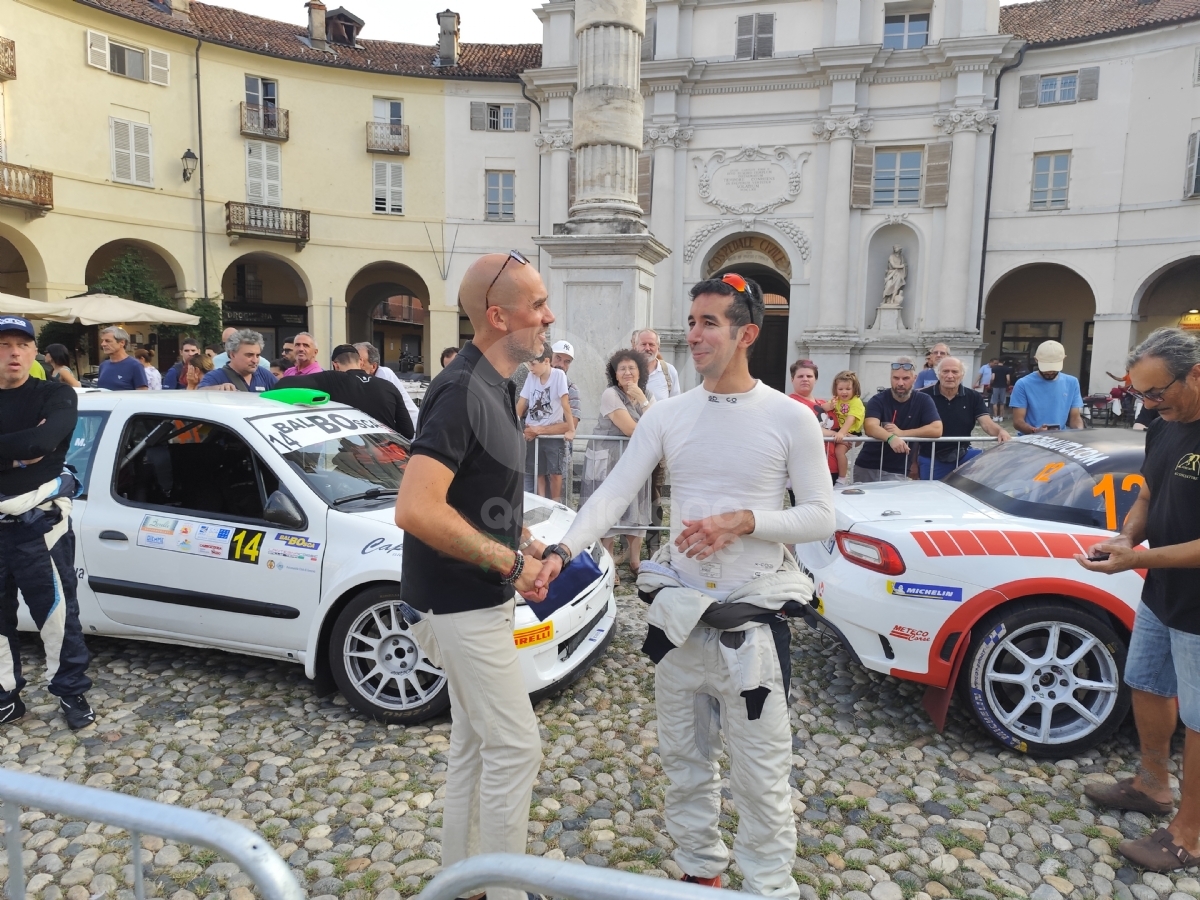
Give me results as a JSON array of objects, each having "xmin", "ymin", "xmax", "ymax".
[{"xmin": 693, "ymin": 146, "xmax": 809, "ymax": 216}]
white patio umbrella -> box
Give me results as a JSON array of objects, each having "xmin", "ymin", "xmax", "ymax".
[
  {"xmin": 59, "ymin": 293, "xmax": 199, "ymax": 326},
  {"xmin": 0, "ymin": 292, "xmax": 78, "ymax": 323}
]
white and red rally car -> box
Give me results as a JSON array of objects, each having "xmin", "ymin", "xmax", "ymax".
[{"xmin": 796, "ymin": 430, "xmax": 1146, "ymax": 756}]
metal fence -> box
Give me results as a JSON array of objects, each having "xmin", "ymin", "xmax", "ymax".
[
  {"xmin": 0, "ymin": 768, "xmax": 303, "ymax": 900},
  {"xmin": 822, "ymin": 434, "xmax": 1001, "ymax": 481},
  {"xmin": 416, "ymin": 853, "xmax": 731, "ymax": 900}
]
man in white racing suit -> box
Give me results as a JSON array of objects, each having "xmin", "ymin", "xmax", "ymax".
[{"xmin": 535, "ymin": 276, "xmax": 835, "ymax": 897}]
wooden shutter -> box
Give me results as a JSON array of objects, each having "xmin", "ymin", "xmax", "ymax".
[
  {"xmin": 246, "ymin": 140, "xmax": 265, "ymax": 204},
  {"xmin": 850, "ymin": 144, "xmax": 874, "ymax": 209},
  {"xmin": 755, "ymin": 13, "xmax": 774, "ymax": 59},
  {"xmin": 567, "ymin": 155, "xmax": 576, "ymax": 210},
  {"xmin": 735, "ymin": 15, "xmax": 755, "ymax": 59},
  {"xmin": 1186, "ymin": 132, "xmax": 1200, "ymax": 199},
  {"xmin": 922, "ymin": 142, "xmax": 952, "ymax": 207},
  {"xmin": 131, "ymin": 122, "xmax": 152, "ymax": 186},
  {"xmin": 515, "ymin": 103, "xmax": 531, "ymax": 132},
  {"xmin": 0, "ymin": 85, "xmax": 6, "ymax": 163},
  {"xmin": 374, "ymin": 161, "xmax": 403, "ymax": 214},
  {"xmin": 642, "ymin": 16, "xmax": 655, "ymax": 61},
  {"xmin": 87, "ymin": 30, "xmax": 109, "ymax": 70},
  {"xmin": 470, "ymin": 101, "xmax": 486, "ymax": 131},
  {"xmin": 1018, "ymin": 74, "xmax": 1039, "ymax": 108},
  {"xmin": 149, "ymin": 49, "xmax": 170, "ymax": 86},
  {"xmin": 1195, "ymin": 48, "xmax": 1200, "ymax": 85},
  {"xmin": 1077, "ymin": 67, "xmax": 1099, "ymax": 101},
  {"xmin": 111, "ymin": 118, "xmax": 133, "ymax": 182},
  {"xmin": 637, "ymin": 152, "xmax": 653, "ymax": 215},
  {"xmin": 263, "ymin": 141, "xmax": 282, "ymax": 207}
]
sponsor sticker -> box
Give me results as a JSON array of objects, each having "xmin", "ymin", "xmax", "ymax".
[
  {"xmin": 822, "ymin": 536, "xmax": 836, "ymax": 554},
  {"xmin": 886, "ymin": 580, "xmax": 962, "ymax": 602},
  {"xmin": 513, "ymin": 621, "xmax": 555, "ymax": 649},
  {"xmin": 140, "ymin": 516, "xmax": 177, "ymax": 535},
  {"xmin": 888, "ymin": 625, "xmax": 931, "ymax": 642},
  {"xmin": 250, "ymin": 410, "xmax": 386, "ymax": 454},
  {"xmin": 274, "ymin": 532, "xmax": 320, "ymax": 551},
  {"xmin": 136, "ymin": 516, "xmax": 263, "ymax": 566}
]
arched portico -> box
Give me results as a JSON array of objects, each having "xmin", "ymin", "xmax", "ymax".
[
  {"xmin": 218, "ymin": 252, "xmax": 311, "ymax": 363},
  {"xmin": 1135, "ymin": 256, "xmax": 1200, "ymax": 343},
  {"xmin": 345, "ymin": 262, "xmax": 431, "ymax": 372},
  {"xmin": 0, "ymin": 221, "xmax": 47, "ymax": 294},
  {"xmin": 85, "ymin": 239, "xmax": 185, "ymax": 298}
]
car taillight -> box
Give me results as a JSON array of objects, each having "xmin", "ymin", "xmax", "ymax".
[{"xmin": 835, "ymin": 531, "xmax": 906, "ymax": 576}]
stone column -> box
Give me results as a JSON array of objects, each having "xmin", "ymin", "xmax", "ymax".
[
  {"xmin": 567, "ymin": 0, "xmax": 647, "ymax": 231},
  {"xmin": 646, "ymin": 124, "xmax": 692, "ymax": 328},
  {"xmin": 535, "ymin": 129, "xmax": 573, "ymax": 226},
  {"xmin": 1089, "ymin": 314, "xmax": 1141, "ymax": 396},
  {"xmin": 813, "ymin": 115, "xmax": 871, "ymax": 332},
  {"xmin": 934, "ymin": 108, "xmax": 996, "ymax": 332}
]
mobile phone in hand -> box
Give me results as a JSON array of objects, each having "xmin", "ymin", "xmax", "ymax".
[{"xmin": 1088, "ymin": 551, "xmax": 1111, "ymax": 562}]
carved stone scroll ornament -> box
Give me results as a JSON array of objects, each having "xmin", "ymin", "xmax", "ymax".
[
  {"xmin": 683, "ymin": 221, "xmax": 729, "ymax": 263},
  {"xmin": 682, "ymin": 218, "xmax": 811, "ymax": 264},
  {"xmin": 533, "ymin": 130, "xmax": 573, "ymax": 153},
  {"xmin": 644, "ymin": 126, "xmax": 694, "ymax": 149},
  {"xmin": 764, "ymin": 219, "xmax": 811, "ymax": 262},
  {"xmin": 692, "ymin": 145, "xmax": 810, "ymax": 216},
  {"xmin": 933, "ymin": 108, "xmax": 997, "ymax": 135},
  {"xmin": 811, "ymin": 116, "xmax": 874, "ymax": 141}
]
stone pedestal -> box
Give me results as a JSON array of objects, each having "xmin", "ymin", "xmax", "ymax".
[
  {"xmin": 870, "ymin": 305, "xmax": 907, "ymax": 332},
  {"xmin": 534, "ymin": 233, "xmax": 670, "ymax": 426}
]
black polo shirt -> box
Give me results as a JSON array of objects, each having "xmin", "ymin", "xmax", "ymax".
[
  {"xmin": 1142, "ymin": 417, "xmax": 1200, "ymax": 634},
  {"xmin": 854, "ymin": 390, "xmax": 940, "ymax": 474},
  {"xmin": 400, "ymin": 342, "xmax": 525, "ymax": 614},
  {"xmin": 919, "ymin": 383, "xmax": 988, "ymax": 461}
]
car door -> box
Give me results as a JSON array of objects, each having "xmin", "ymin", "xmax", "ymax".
[{"xmin": 79, "ymin": 409, "xmax": 325, "ymax": 653}]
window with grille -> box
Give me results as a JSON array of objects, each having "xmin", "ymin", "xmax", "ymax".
[
  {"xmin": 1039, "ymin": 74, "xmax": 1077, "ymax": 105},
  {"xmin": 486, "ymin": 171, "xmax": 515, "ymax": 221},
  {"xmin": 1031, "ymin": 152, "xmax": 1070, "ymax": 209},
  {"xmin": 883, "ymin": 13, "xmax": 929, "ymax": 50},
  {"xmin": 487, "ymin": 105, "xmax": 515, "ymax": 131},
  {"xmin": 734, "ymin": 14, "xmax": 774, "ymax": 60},
  {"xmin": 873, "ymin": 149, "xmax": 923, "ymax": 206}
]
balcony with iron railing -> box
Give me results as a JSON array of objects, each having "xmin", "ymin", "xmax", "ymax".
[
  {"xmin": 226, "ymin": 202, "xmax": 309, "ymax": 249},
  {"xmin": 366, "ymin": 121, "xmax": 410, "ymax": 155},
  {"xmin": 0, "ymin": 36, "xmax": 15, "ymax": 80},
  {"xmin": 240, "ymin": 103, "xmax": 289, "ymax": 141},
  {"xmin": 0, "ymin": 162, "xmax": 52, "ymax": 214}
]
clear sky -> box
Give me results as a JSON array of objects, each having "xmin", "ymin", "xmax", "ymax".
[{"xmin": 217, "ymin": 0, "xmax": 1031, "ymax": 47}]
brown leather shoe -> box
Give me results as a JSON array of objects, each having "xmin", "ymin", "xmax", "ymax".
[
  {"xmin": 1120, "ymin": 828, "xmax": 1200, "ymax": 872},
  {"xmin": 1083, "ymin": 778, "xmax": 1173, "ymax": 816}
]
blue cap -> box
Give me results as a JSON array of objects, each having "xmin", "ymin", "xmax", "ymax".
[{"xmin": 0, "ymin": 316, "xmax": 35, "ymax": 339}]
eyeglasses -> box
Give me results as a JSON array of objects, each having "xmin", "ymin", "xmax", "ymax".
[
  {"xmin": 1127, "ymin": 375, "xmax": 1178, "ymax": 404},
  {"xmin": 890, "ymin": 362, "xmax": 915, "ymax": 371},
  {"xmin": 721, "ymin": 273, "xmax": 762, "ymax": 327},
  {"xmin": 484, "ymin": 250, "xmax": 530, "ymax": 309}
]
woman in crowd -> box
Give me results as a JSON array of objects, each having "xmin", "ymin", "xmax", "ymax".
[
  {"xmin": 580, "ymin": 349, "xmax": 653, "ymax": 580},
  {"xmin": 43, "ymin": 344, "xmax": 80, "ymax": 387},
  {"xmin": 134, "ymin": 349, "xmax": 162, "ymax": 390},
  {"xmin": 788, "ymin": 359, "xmax": 839, "ymax": 485},
  {"xmin": 183, "ymin": 353, "xmax": 213, "ymax": 390}
]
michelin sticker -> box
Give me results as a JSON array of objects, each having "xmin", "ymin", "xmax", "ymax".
[
  {"xmin": 886, "ymin": 580, "xmax": 962, "ymax": 602},
  {"xmin": 249, "ymin": 410, "xmax": 386, "ymax": 454}
]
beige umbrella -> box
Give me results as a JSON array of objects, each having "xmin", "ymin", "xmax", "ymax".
[
  {"xmin": 0, "ymin": 292, "xmax": 77, "ymax": 322},
  {"xmin": 60, "ymin": 293, "xmax": 200, "ymax": 326}
]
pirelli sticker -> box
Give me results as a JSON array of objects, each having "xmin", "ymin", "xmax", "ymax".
[{"xmin": 513, "ymin": 621, "xmax": 554, "ymax": 649}]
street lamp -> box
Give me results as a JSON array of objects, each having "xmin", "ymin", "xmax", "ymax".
[{"xmin": 181, "ymin": 149, "xmax": 198, "ymax": 182}]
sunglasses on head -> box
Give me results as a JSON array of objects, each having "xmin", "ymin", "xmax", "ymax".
[
  {"xmin": 484, "ymin": 250, "xmax": 530, "ymax": 309},
  {"xmin": 891, "ymin": 362, "xmax": 915, "ymax": 371},
  {"xmin": 721, "ymin": 273, "xmax": 762, "ymax": 327}
]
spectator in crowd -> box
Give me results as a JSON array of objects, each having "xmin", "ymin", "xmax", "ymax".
[
  {"xmin": 917, "ymin": 356, "xmax": 1009, "ymax": 480},
  {"xmin": 182, "ymin": 353, "xmax": 213, "ymax": 390},
  {"xmin": 283, "ymin": 332, "xmax": 322, "ymax": 376},
  {"xmin": 517, "ymin": 347, "xmax": 571, "ymax": 499},
  {"xmin": 281, "ymin": 338, "xmax": 296, "ymax": 364},
  {"xmin": 633, "ymin": 329, "xmax": 680, "ymax": 554},
  {"xmin": 440, "ymin": 346, "xmax": 459, "ymax": 368},
  {"xmin": 97, "ymin": 326, "xmax": 147, "ymax": 391},
  {"xmin": 134, "ymin": 349, "xmax": 162, "ymax": 390},
  {"xmin": 204, "ymin": 343, "xmax": 222, "ymax": 359},
  {"xmin": 823, "ymin": 370, "xmax": 865, "ymax": 487},
  {"xmin": 974, "ymin": 356, "xmax": 997, "ymax": 393},
  {"xmin": 356, "ymin": 342, "xmax": 420, "ymax": 428},
  {"xmin": 43, "ymin": 344, "xmax": 80, "ymax": 388},
  {"xmin": 1079, "ymin": 327, "xmax": 1200, "ymax": 872},
  {"xmin": 788, "ymin": 359, "xmax": 839, "ymax": 485},
  {"xmin": 551, "ymin": 340, "xmax": 581, "ymax": 502},
  {"xmin": 914, "ymin": 343, "xmax": 950, "ymax": 390},
  {"xmin": 212, "ymin": 327, "xmax": 271, "ymax": 370},
  {"xmin": 855, "ymin": 357, "xmax": 942, "ymax": 483},
  {"xmin": 277, "ymin": 344, "xmax": 413, "ymax": 438},
  {"xmin": 161, "ymin": 338, "xmax": 199, "ymax": 389},
  {"xmin": 1011, "ymin": 340, "xmax": 1084, "ymax": 433},
  {"xmin": 990, "ymin": 357, "xmax": 1014, "ymax": 421},
  {"xmin": 395, "ymin": 252, "xmax": 551, "ymax": 900},
  {"xmin": 269, "ymin": 358, "xmax": 286, "ymax": 378},
  {"xmin": 579, "ymin": 349, "xmax": 653, "ymax": 580},
  {"xmin": 199, "ymin": 330, "xmax": 278, "ymax": 392},
  {"xmin": 0, "ymin": 316, "xmax": 95, "ymax": 729}
]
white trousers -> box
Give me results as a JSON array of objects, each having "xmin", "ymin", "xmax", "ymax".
[
  {"xmin": 423, "ymin": 599, "xmax": 542, "ymax": 900},
  {"xmin": 656, "ymin": 626, "xmax": 799, "ymax": 899}
]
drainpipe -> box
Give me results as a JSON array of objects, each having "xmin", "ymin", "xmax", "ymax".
[
  {"xmin": 195, "ymin": 40, "xmax": 209, "ymax": 303},
  {"xmin": 975, "ymin": 43, "xmax": 1026, "ymax": 330},
  {"xmin": 521, "ymin": 81, "xmax": 544, "ymax": 265}
]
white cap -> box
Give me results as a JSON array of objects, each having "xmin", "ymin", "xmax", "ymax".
[
  {"xmin": 551, "ymin": 340, "xmax": 575, "ymax": 358},
  {"xmin": 1034, "ymin": 340, "xmax": 1067, "ymax": 372}
]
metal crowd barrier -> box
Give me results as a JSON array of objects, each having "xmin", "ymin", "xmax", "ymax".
[
  {"xmin": 822, "ymin": 434, "xmax": 1001, "ymax": 481},
  {"xmin": 416, "ymin": 853, "xmax": 731, "ymax": 900},
  {"xmin": 0, "ymin": 768, "xmax": 303, "ymax": 900}
]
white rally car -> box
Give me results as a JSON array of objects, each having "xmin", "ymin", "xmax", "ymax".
[
  {"xmin": 43, "ymin": 390, "xmax": 616, "ymax": 723},
  {"xmin": 797, "ymin": 430, "xmax": 1146, "ymax": 756}
]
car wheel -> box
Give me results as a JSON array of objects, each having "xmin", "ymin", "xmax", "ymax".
[
  {"xmin": 957, "ymin": 599, "xmax": 1129, "ymax": 757},
  {"xmin": 329, "ymin": 586, "xmax": 450, "ymax": 724}
]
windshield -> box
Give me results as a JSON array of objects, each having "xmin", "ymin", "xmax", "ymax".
[
  {"xmin": 946, "ymin": 441, "xmax": 1143, "ymax": 530},
  {"xmin": 280, "ymin": 431, "xmax": 410, "ymax": 506}
]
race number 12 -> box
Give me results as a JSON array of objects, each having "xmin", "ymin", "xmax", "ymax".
[{"xmin": 228, "ymin": 528, "xmax": 264, "ymax": 564}]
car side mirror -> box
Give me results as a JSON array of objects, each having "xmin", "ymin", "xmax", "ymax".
[{"xmin": 263, "ymin": 491, "xmax": 306, "ymax": 530}]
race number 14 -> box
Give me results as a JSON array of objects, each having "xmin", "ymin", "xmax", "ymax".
[{"xmin": 228, "ymin": 528, "xmax": 264, "ymax": 564}]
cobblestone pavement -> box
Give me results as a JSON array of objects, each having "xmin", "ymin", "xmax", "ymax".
[{"xmin": 0, "ymin": 580, "xmax": 1192, "ymax": 900}]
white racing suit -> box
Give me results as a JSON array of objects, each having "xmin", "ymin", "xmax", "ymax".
[{"xmin": 637, "ymin": 548, "xmax": 814, "ymax": 899}]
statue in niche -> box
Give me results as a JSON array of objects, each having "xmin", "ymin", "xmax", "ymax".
[{"xmin": 881, "ymin": 245, "xmax": 906, "ymax": 308}]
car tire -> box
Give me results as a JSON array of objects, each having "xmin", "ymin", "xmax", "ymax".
[
  {"xmin": 329, "ymin": 586, "xmax": 450, "ymax": 724},
  {"xmin": 957, "ymin": 599, "xmax": 1129, "ymax": 757}
]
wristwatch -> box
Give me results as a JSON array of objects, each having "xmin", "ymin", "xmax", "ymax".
[{"xmin": 542, "ymin": 543, "xmax": 573, "ymax": 569}]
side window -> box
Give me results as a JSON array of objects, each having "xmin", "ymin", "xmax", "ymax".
[
  {"xmin": 66, "ymin": 412, "xmax": 109, "ymax": 498},
  {"xmin": 114, "ymin": 415, "xmax": 280, "ymax": 522}
]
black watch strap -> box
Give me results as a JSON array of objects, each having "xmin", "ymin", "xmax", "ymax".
[{"xmin": 542, "ymin": 543, "xmax": 572, "ymax": 568}]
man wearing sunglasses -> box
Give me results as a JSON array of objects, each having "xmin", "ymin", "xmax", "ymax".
[
  {"xmin": 1010, "ymin": 340, "xmax": 1084, "ymax": 434},
  {"xmin": 395, "ymin": 250, "xmax": 553, "ymax": 900},
  {"xmin": 854, "ymin": 357, "xmax": 942, "ymax": 482},
  {"xmin": 536, "ymin": 273, "xmax": 835, "ymax": 899}
]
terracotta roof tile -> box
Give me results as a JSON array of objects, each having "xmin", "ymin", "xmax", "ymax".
[
  {"xmin": 75, "ymin": 0, "xmax": 542, "ymax": 79},
  {"xmin": 999, "ymin": 0, "xmax": 1200, "ymax": 46}
]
